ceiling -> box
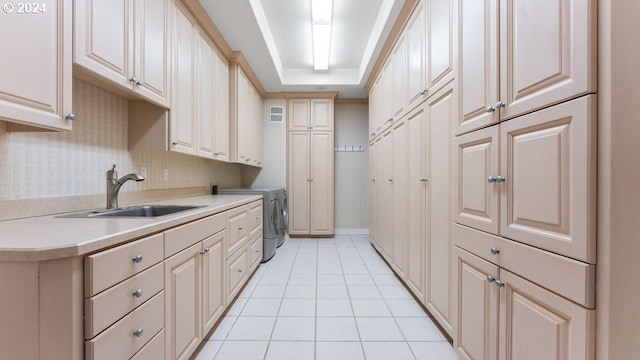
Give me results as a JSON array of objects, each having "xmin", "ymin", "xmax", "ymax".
[{"xmin": 199, "ymin": 0, "xmax": 406, "ymax": 98}]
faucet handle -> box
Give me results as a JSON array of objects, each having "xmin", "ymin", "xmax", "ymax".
[{"xmin": 107, "ymin": 164, "xmax": 118, "ymax": 180}]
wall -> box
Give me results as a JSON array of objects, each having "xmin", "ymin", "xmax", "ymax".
[
  {"xmin": 241, "ymin": 98, "xmax": 287, "ymax": 189},
  {"xmin": 0, "ymin": 79, "xmax": 242, "ymax": 220},
  {"xmin": 334, "ymin": 102, "xmax": 369, "ymax": 233}
]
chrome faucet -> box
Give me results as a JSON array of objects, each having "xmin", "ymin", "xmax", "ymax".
[{"xmin": 106, "ymin": 164, "xmax": 145, "ymax": 209}]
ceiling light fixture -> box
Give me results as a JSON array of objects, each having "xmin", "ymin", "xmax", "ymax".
[{"xmin": 312, "ymin": 0, "xmax": 333, "ymax": 70}]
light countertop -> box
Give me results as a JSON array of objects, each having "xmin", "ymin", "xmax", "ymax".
[{"xmin": 0, "ymin": 194, "xmax": 262, "ymax": 262}]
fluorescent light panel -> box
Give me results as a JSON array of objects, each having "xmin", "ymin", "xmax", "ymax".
[{"xmin": 312, "ymin": 0, "xmax": 332, "ymax": 70}]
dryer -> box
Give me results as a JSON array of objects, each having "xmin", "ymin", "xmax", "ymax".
[
  {"xmin": 276, "ymin": 188, "xmax": 287, "ymax": 247},
  {"xmin": 218, "ymin": 188, "xmax": 280, "ymax": 262}
]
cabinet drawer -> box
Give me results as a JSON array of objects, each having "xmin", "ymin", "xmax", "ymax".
[
  {"xmin": 164, "ymin": 212, "xmax": 225, "ymax": 257},
  {"xmin": 85, "ymin": 291, "xmax": 164, "ymax": 360},
  {"xmin": 248, "ymin": 233, "xmax": 263, "ymax": 272},
  {"xmin": 130, "ymin": 329, "xmax": 164, "ymax": 360},
  {"xmin": 226, "ymin": 249, "xmax": 247, "ymax": 302},
  {"xmin": 454, "ymin": 224, "xmax": 595, "ymax": 308},
  {"xmin": 226, "ymin": 204, "xmax": 249, "ymax": 258},
  {"xmin": 85, "ymin": 263, "xmax": 164, "ymax": 339},
  {"xmin": 247, "ymin": 201, "xmax": 263, "ymax": 238},
  {"xmin": 85, "ymin": 233, "xmax": 164, "ymax": 297}
]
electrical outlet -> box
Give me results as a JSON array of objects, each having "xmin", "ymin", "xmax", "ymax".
[
  {"xmin": 163, "ymin": 168, "xmax": 169, "ymax": 181},
  {"xmin": 140, "ymin": 167, "xmax": 148, "ymax": 178}
]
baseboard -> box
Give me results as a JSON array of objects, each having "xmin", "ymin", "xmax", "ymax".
[{"xmin": 334, "ymin": 228, "xmax": 369, "ymax": 235}]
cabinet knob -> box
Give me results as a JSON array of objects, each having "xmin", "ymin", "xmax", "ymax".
[
  {"xmin": 238, "ymin": 227, "xmax": 243, "ymax": 231},
  {"xmin": 495, "ymin": 280, "xmax": 506, "ymax": 288},
  {"xmin": 132, "ymin": 289, "xmax": 144, "ymax": 298},
  {"xmin": 132, "ymin": 255, "xmax": 143, "ymax": 263},
  {"xmin": 490, "ymin": 247, "xmax": 500, "ymax": 255},
  {"xmin": 129, "ymin": 76, "xmax": 138, "ymax": 84},
  {"xmin": 237, "ymin": 269, "xmax": 243, "ymax": 273},
  {"xmin": 133, "ymin": 328, "xmax": 144, "ymax": 337},
  {"xmin": 255, "ymin": 249, "xmax": 260, "ymax": 253},
  {"xmin": 420, "ymin": 89, "xmax": 429, "ymax": 96},
  {"xmin": 256, "ymin": 216, "xmax": 260, "ymax": 220},
  {"xmin": 136, "ymin": 80, "xmax": 143, "ymax": 86},
  {"xmin": 495, "ymin": 101, "xmax": 506, "ymax": 109},
  {"xmin": 172, "ymin": 142, "xmax": 178, "ymax": 146},
  {"xmin": 199, "ymin": 249, "xmax": 206, "ymax": 255},
  {"xmin": 419, "ymin": 178, "xmax": 429, "ymax": 182},
  {"xmin": 204, "ymin": 248, "xmax": 210, "ymax": 253},
  {"xmin": 486, "ymin": 275, "xmax": 496, "ymax": 283},
  {"xmin": 65, "ymin": 113, "xmax": 76, "ymax": 121},
  {"xmin": 388, "ymin": 179, "xmax": 393, "ymax": 182},
  {"xmin": 486, "ymin": 105, "xmax": 496, "ymax": 113},
  {"xmin": 213, "ymin": 153, "xmax": 220, "ymax": 156}
]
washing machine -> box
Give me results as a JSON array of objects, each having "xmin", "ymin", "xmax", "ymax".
[
  {"xmin": 276, "ymin": 188, "xmax": 287, "ymax": 247},
  {"xmin": 218, "ymin": 188, "xmax": 280, "ymax": 262}
]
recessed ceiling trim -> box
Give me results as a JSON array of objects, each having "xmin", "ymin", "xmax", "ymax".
[
  {"xmin": 248, "ymin": 0, "xmax": 284, "ymax": 81},
  {"xmin": 283, "ymin": 68, "xmax": 361, "ymax": 85},
  {"xmin": 358, "ymin": 0, "xmax": 397, "ymax": 82}
]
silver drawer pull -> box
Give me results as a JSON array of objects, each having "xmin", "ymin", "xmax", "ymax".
[
  {"xmin": 490, "ymin": 247, "xmax": 500, "ymax": 255},
  {"xmin": 495, "ymin": 280, "xmax": 506, "ymax": 288},
  {"xmin": 132, "ymin": 255, "xmax": 143, "ymax": 263},
  {"xmin": 204, "ymin": 248, "xmax": 210, "ymax": 253},
  {"xmin": 255, "ymin": 250, "xmax": 260, "ymax": 253},
  {"xmin": 486, "ymin": 276, "xmax": 496, "ymax": 283},
  {"xmin": 238, "ymin": 227, "xmax": 243, "ymax": 231},
  {"xmin": 133, "ymin": 328, "xmax": 144, "ymax": 337},
  {"xmin": 256, "ymin": 216, "xmax": 260, "ymax": 220},
  {"xmin": 132, "ymin": 289, "xmax": 144, "ymax": 298},
  {"xmin": 237, "ymin": 269, "xmax": 243, "ymax": 273}
]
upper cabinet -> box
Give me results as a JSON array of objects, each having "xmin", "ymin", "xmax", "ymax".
[
  {"xmin": 456, "ymin": 0, "xmax": 597, "ymax": 135},
  {"xmin": 230, "ymin": 61, "xmax": 264, "ymax": 167},
  {"xmin": 288, "ymin": 98, "xmax": 334, "ymax": 132},
  {"xmin": 406, "ymin": 2, "xmax": 427, "ymax": 108},
  {"xmin": 74, "ymin": 0, "xmax": 170, "ymax": 108},
  {"xmin": 0, "ymin": 0, "xmax": 73, "ymax": 131}
]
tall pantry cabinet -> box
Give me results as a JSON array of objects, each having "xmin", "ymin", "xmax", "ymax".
[
  {"xmin": 287, "ymin": 97, "xmax": 336, "ymax": 236},
  {"xmin": 368, "ymin": 0, "xmax": 457, "ymax": 337},
  {"xmin": 452, "ymin": 0, "xmax": 597, "ymax": 359}
]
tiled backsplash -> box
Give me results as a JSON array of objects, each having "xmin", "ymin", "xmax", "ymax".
[{"xmin": 0, "ymin": 78, "xmax": 241, "ymax": 220}]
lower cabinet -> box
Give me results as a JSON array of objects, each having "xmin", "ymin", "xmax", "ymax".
[
  {"xmin": 226, "ymin": 232, "xmax": 263, "ymax": 302},
  {"xmin": 164, "ymin": 230, "xmax": 225, "ymax": 360},
  {"xmin": 454, "ymin": 247, "xmax": 595, "ymax": 360}
]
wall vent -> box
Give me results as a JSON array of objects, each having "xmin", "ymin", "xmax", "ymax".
[{"xmin": 270, "ymin": 106, "xmax": 284, "ymax": 123}]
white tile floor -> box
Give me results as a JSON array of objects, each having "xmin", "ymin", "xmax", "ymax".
[{"xmin": 194, "ymin": 235, "xmax": 459, "ymax": 360}]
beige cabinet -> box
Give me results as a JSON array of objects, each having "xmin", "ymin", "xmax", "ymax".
[
  {"xmin": 379, "ymin": 129, "xmax": 393, "ymax": 262},
  {"xmin": 368, "ymin": 138, "xmax": 380, "ymax": 248},
  {"xmin": 169, "ymin": 0, "xmax": 196, "ymax": 155},
  {"xmin": 391, "ymin": 35, "xmax": 407, "ymax": 118},
  {"xmin": 454, "ymin": 96, "xmax": 597, "ymax": 263},
  {"xmin": 406, "ymin": 2, "xmax": 427, "ymax": 108},
  {"xmin": 230, "ymin": 63, "xmax": 264, "ymax": 167},
  {"xmin": 0, "ymin": 0, "xmax": 73, "ymax": 131},
  {"xmin": 425, "ymin": 83, "xmax": 455, "ymax": 336},
  {"xmin": 406, "ymin": 105, "xmax": 427, "ymax": 301},
  {"xmin": 453, "ymin": 247, "xmax": 595, "ymax": 360},
  {"xmin": 287, "ymin": 130, "xmax": 335, "ymax": 236},
  {"xmin": 457, "ymin": 0, "xmax": 596, "ymax": 135},
  {"xmin": 74, "ymin": 0, "xmax": 169, "ymax": 108},
  {"xmin": 164, "ymin": 229, "xmax": 226, "ymax": 360},
  {"xmin": 425, "ymin": 0, "xmax": 456, "ymax": 98},
  {"xmin": 213, "ymin": 51, "xmax": 230, "ymax": 161},
  {"xmin": 287, "ymin": 98, "xmax": 334, "ymax": 131},
  {"xmin": 391, "ymin": 119, "xmax": 408, "ymax": 278}
]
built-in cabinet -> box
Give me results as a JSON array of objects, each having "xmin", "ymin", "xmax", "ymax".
[
  {"xmin": 287, "ymin": 97, "xmax": 335, "ymax": 236},
  {"xmin": 229, "ymin": 61, "xmax": 264, "ymax": 167},
  {"xmin": 74, "ymin": 0, "xmax": 170, "ymax": 108},
  {"xmin": 0, "ymin": 0, "xmax": 74, "ymax": 131}
]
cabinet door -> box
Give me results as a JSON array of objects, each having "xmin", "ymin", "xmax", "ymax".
[
  {"xmin": 406, "ymin": 106, "xmax": 427, "ymax": 300},
  {"xmin": 213, "ymin": 51, "xmax": 230, "ymax": 161},
  {"xmin": 288, "ymin": 99, "xmax": 310, "ymax": 131},
  {"xmin": 426, "ymin": 0, "xmax": 456, "ymax": 96},
  {"xmin": 202, "ymin": 232, "xmax": 225, "ymax": 335},
  {"xmin": 236, "ymin": 69, "xmax": 251, "ymax": 162},
  {"xmin": 74, "ymin": 0, "xmax": 131, "ymax": 89},
  {"xmin": 368, "ymin": 141, "xmax": 378, "ymax": 246},
  {"xmin": 498, "ymin": 269, "xmax": 595, "ymax": 360},
  {"xmin": 226, "ymin": 249, "xmax": 247, "ymax": 302},
  {"xmin": 454, "ymin": 125, "xmax": 500, "ymax": 235},
  {"xmin": 426, "ymin": 84, "xmax": 455, "ymax": 335},
  {"xmin": 164, "ymin": 243, "xmax": 201, "ymax": 360},
  {"xmin": 310, "ymin": 131, "xmax": 334, "ymax": 235},
  {"xmin": 196, "ymin": 31, "xmax": 215, "ymax": 158},
  {"xmin": 500, "ymin": 96, "xmax": 596, "ymax": 263},
  {"xmin": 288, "ymin": 131, "xmax": 311, "ymax": 234},
  {"xmin": 391, "ymin": 119, "xmax": 408, "ymax": 278},
  {"xmin": 499, "ymin": 0, "xmax": 596, "ymax": 120},
  {"xmin": 457, "ymin": 0, "xmax": 499, "ymax": 135},
  {"xmin": 0, "ymin": 0, "xmax": 72, "ymax": 131},
  {"xmin": 170, "ymin": 1, "xmax": 196, "ymax": 155},
  {"xmin": 368, "ymin": 85, "xmax": 378, "ymax": 140},
  {"xmin": 380, "ymin": 129, "xmax": 394, "ymax": 261},
  {"xmin": 381, "ymin": 62, "xmax": 394, "ymax": 126},
  {"xmin": 453, "ymin": 247, "xmax": 499, "ymax": 360},
  {"xmin": 406, "ymin": 3, "xmax": 426, "ymax": 107},
  {"xmin": 247, "ymin": 201, "xmax": 263, "ymax": 238},
  {"xmin": 391, "ymin": 35, "xmax": 407, "ymax": 117},
  {"xmin": 133, "ymin": 0, "xmax": 169, "ymax": 107},
  {"xmin": 311, "ymin": 99, "xmax": 333, "ymax": 131}
]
